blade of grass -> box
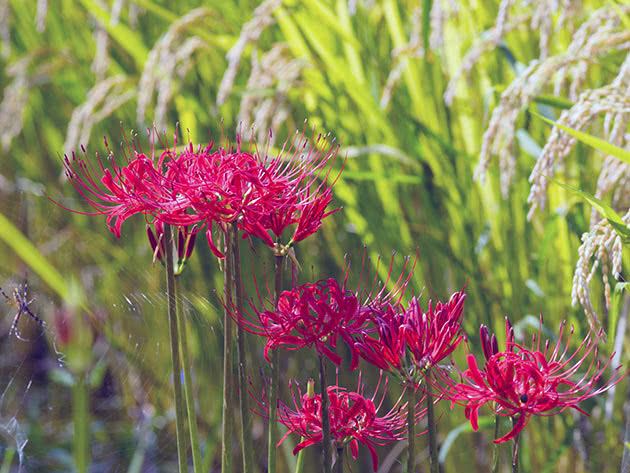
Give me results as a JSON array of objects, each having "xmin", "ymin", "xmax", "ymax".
[
  {"xmin": 0, "ymin": 211, "xmax": 68, "ymax": 299},
  {"xmin": 547, "ymin": 177, "xmax": 630, "ymax": 243},
  {"xmin": 535, "ymin": 112, "xmax": 630, "ymax": 163}
]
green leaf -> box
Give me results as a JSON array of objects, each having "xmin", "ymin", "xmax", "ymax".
[
  {"xmin": 439, "ymin": 416, "xmax": 494, "ymax": 463},
  {"xmin": 340, "ymin": 170, "xmax": 422, "ymax": 184},
  {"xmin": 547, "ymin": 177, "xmax": 630, "ymax": 243},
  {"xmin": 422, "ymin": 0, "xmax": 432, "ymax": 54},
  {"xmin": 0, "ymin": 211, "xmax": 68, "ymax": 299},
  {"xmin": 535, "ymin": 112, "xmax": 630, "ymax": 164},
  {"xmin": 78, "ymin": 0, "xmax": 149, "ymax": 67},
  {"xmin": 533, "ymin": 95, "xmax": 574, "ymax": 110}
]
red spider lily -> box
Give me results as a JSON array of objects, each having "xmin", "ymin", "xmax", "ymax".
[
  {"xmin": 235, "ymin": 128, "xmax": 343, "ymax": 247},
  {"xmin": 54, "ymin": 124, "xmax": 342, "ymax": 258},
  {"xmin": 355, "ymin": 289, "xmax": 467, "ymax": 384},
  {"xmin": 55, "ymin": 141, "xmax": 187, "ymax": 238},
  {"xmin": 167, "ymin": 126, "xmax": 342, "ymax": 253},
  {"xmin": 437, "ymin": 316, "xmax": 627, "ymax": 443},
  {"xmin": 250, "ymin": 373, "xmax": 426, "ymax": 471},
  {"xmin": 229, "ymin": 251, "xmax": 416, "ymax": 368}
]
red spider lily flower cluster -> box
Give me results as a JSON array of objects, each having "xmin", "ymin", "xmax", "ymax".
[
  {"xmin": 231, "ymin": 251, "xmax": 416, "ymax": 368},
  {"xmin": 56, "ymin": 125, "xmax": 341, "ymax": 259},
  {"xmin": 437, "ymin": 316, "xmax": 626, "ymax": 443},
  {"xmin": 355, "ymin": 289, "xmax": 467, "ymax": 384},
  {"xmin": 250, "ymin": 374, "xmax": 426, "ymax": 471}
]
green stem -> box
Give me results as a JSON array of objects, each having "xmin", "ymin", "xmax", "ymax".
[
  {"xmin": 426, "ymin": 389, "xmax": 439, "ymax": 473},
  {"xmin": 295, "ymin": 380, "xmax": 315, "ymax": 473},
  {"xmin": 511, "ymin": 417, "xmax": 520, "ymax": 473},
  {"xmin": 407, "ymin": 387, "xmax": 416, "ymax": 473},
  {"xmin": 268, "ymin": 254, "xmax": 284, "ymax": 473},
  {"xmin": 295, "ymin": 447, "xmax": 306, "ymax": 473},
  {"xmin": 72, "ymin": 374, "xmax": 90, "ymax": 473},
  {"xmin": 232, "ymin": 223, "xmax": 253, "ymax": 473},
  {"xmin": 319, "ymin": 353, "xmax": 332, "ymax": 473},
  {"xmin": 336, "ymin": 447, "xmax": 344, "ymax": 473},
  {"xmin": 492, "ymin": 414, "xmax": 500, "ymax": 473},
  {"xmin": 175, "ymin": 275, "xmax": 203, "ymax": 473},
  {"xmin": 164, "ymin": 224, "xmax": 189, "ymax": 473},
  {"xmin": 222, "ymin": 227, "xmax": 234, "ymax": 473},
  {"xmin": 0, "ymin": 448, "xmax": 14, "ymax": 473}
]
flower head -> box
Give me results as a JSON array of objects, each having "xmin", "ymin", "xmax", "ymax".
[
  {"xmin": 251, "ymin": 374, "xmax": 425, "ymax": 471},
  {"xmin": 58, "ymin": 139, "xmax": 183, "ymax": 238},
  {"xmin": 439, "ymin": 316, "xmax": 627, "ymax": 443},
  {"xmin": 356, "ymin": 289, "xmax": 467, "ymax": 384},
  {"xmin": 231, "ymin": 250, "xmax": 415, "ymax": 368},
  {"xmin": 54, "ymin": 124, "xmax": 342, "ymax": 258}
]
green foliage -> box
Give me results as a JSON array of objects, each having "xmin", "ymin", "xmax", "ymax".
[{"xmin": 0, "ymin": 0, "xmax": 628, "ymax": 472}]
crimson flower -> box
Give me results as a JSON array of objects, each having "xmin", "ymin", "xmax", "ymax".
[
  {"xmin": 250, "ymin": 374, "xmax": 425, "ymax": 471},
  {"xmin": 438, "ymin": 316, "xmax": 626, "ymax": 443},
  {"xmin": 169, "ymin": 127, "xmax": 342, "ymax": 254},
  {"xmin": 55, "ymin": 125, "xmax": 342, "ymax": 259},
  {"xmin": 355, "ymin": 289, "xmax": 467, "ymax": 384},
  {"xmin": 231, "ymin": 251, "xmax": 415, "ymax": 368},
  {"xmin": 57, "ymin": 141, "xmax": 186, "ymax": 238}
]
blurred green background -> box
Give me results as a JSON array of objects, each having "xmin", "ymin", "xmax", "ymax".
[{"xmin": 0, "ymin": 0, "xmax": 629, "ymax": 472}]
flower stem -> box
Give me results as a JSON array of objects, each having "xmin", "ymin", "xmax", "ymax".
[
  {"xmin": 319, "ymin": 353, "xmax": 332, "ymax": 473},
  {"xmin": 426, "ymin": 389, "xmax": 439, "ymax": 473},
  {"xmin": 336, "ymin": 447, "xmax": 344, "ymax": 473},
  {"xmin": 295, "ymin": 380, "xmax": 316, "ymax": 473},
  {"xmin": 511, "ymin": 417, "xmax": 520, "ymax": 473},
  {"xmin": 222, "ymin": 227, "xmax": 234, "ymax": 473},
  {"xmin": 295, "ymin": 446, "xmax": 306, "ymax": 473},
  {"xmin": 164, "ymin": 224, "xmax": 189, "ymax": 473},
  {"xmin": 232, "ymin": 223, "xmax": 253, "ymax": 473},
  {"xmin": 492, "ymin": 414, "xmax": 500, "ymax": 473},
  {"xmin": 73, "ymin": 373, "xmax": 90, "ymax": 473},
  {"xmin": 407, "ymin": 386, "xmax": 415, "ymax": 473},
  {"xmin": 268, "ymin": 254, "xmax": 284, "ymax": 473},
  {"xmin": 175, "ymin": 275, "xmax": 203, "ymax": 473}
]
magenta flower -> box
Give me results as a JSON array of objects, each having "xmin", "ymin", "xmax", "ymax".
[
  {"xmin": 169, "ymin": 127, "xmax": 342, "ymax": 254},
  {"xmin": 251, "ymin": 374, "xmax": 425, "ymax": 471},
  {"xmin": 355, "ymin": 289, "xmax": 467, "ymax": 384},
  {"xmin": 439, "ymin": 316, "xmax": 627, "ymax": 443},
  {"xmin": 57, "ymin": 142, "xmax": 185, "ymax": 238},
  {"xmin": 56, "ymin": 125, "xmax": 342, "ymax": 260},
  {"xmin": 231, "ymin": 251, "xmax": 416, "ymax": 368}
]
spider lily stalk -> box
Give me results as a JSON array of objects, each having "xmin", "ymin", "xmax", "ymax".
[
  {"xmin": 231, "ymin": 223, "xmax": 254, "ymax": 473},
  {"xmin": 174, "ymin": 274, "xmax": 203, "ymax": 472},
  {"xmin": 355, "ymin": 289, "xmax": 467, "ymax": 473},
  {"xmin": 222, "ymin": 228, "xmax": 234, "ymax": 473},
  {"xmin": 436, "ymin": 316, "xmax": 627, "ymax": 470},
  {"xmin": 250, "ymin": 373, "xmax": 426, "ymax": 472},
  {"xmin": 268, "ymin": 250, "xmax": 284, "ymax": 473},
  {"xmin": 163, "ymin": 224, "xmax": 189, "ymax": 473}
]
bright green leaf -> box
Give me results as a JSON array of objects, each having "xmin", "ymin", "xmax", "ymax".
[
  {"xmin": 439, "ymin": 416, "xmax": 494, "ymax": 463},
  {"xmin": 535, "ymin": 112, "xmax": 630, "ymax": 164},
  {"xmin": 0, "ymin": 211, "xmax": 68, "ymax": 299},
  {"xmin": 547, "ymin": 177, "xmax": 630, "ymax": 243}
]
